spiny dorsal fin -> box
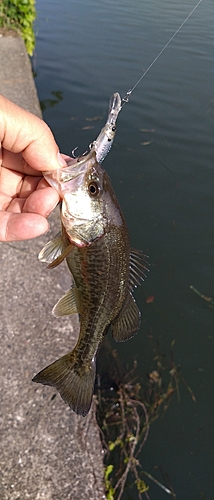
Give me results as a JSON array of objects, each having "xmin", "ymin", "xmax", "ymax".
[
  {"xmin": 32, "ymin": 352, "xmax": 96, "ymax": 417},
  {"xmin": 38, "ymin": 233, "xmax": 65, "ymax": 263},
  {"xmin": 111, "ymin": 292, "xmax": 141, "ymax": 342},
  {"xmin": 47, "ymin": 244, "xmax": 74, "ymax": 269},
  {"xmin": 129, "ymin": 248, "xmax": 149, "ymax": 290},
  {"xmin": 52, "ymin": 287, "xmax": 81, "ymax": 317}
]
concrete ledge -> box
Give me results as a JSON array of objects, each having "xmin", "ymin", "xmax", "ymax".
[
  {"xmin": 0, "ymin": 31, "xmax": 105, "ymax": 500},
  {"xmin": 0, "ymin": 30, "xmax": 41, "ymax": 116}
]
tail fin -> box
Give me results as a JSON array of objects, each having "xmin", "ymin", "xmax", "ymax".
[{"xmin": 32, "ymin": 352, "xmax": 96, "ymax": 417}]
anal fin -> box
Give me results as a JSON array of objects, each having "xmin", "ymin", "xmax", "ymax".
[{"xmin": 111, "ymin": 292, "xmax": 141, "ymax": 342}]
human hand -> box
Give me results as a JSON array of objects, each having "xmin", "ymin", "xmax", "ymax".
[{"xmin": 0, "ymin": 94, "xmax": 68, "ymax": 242}]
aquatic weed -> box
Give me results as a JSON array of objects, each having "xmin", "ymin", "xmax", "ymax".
[{"xmin": 95, "ymin": 336, "xmax": 195, "ymax": 499}]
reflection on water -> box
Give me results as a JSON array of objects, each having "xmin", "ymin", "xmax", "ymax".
[
  {"xmin": 34, "ymin": 0, "xmax": 214, "ymax": 498},
  {"xmin": 40, "ymin": 90, "xmax": 63, "ymax": 112}
]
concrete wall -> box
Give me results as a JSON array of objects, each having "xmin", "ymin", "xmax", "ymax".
[{"xmin": 0, "ymin": 30, "xmax": 105, "ymax": 500}]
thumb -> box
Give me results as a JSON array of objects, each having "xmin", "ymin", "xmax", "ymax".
[{"xmin": 0, "ymin": 94, "xmax": 67, "ymax": 172}]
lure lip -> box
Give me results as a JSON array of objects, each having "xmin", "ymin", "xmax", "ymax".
[{"xmin": 106, "ymin": 92, "xmax": 122, "ymax": 126}]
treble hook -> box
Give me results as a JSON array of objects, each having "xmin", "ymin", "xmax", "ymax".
[
  {"xmin": 71, "ymin": 146, "xmax": 79, "ymax": 158},
  {"xmin": 71, "ymin": 145, "xmax": 93, "ymax": 161}
]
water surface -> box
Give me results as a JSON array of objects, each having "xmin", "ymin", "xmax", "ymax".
[{"xmin": 34, "ymin": 1, "xmax": 214, "ymax": 498}]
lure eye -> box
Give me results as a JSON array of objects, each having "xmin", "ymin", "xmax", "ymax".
[
  {"xmin": 88, "ymin": 181, "xmax": 100, "ymax": 197},
  {"xmin": 112, "ymin": 126, "xmax": 116, "ymax": 132}
]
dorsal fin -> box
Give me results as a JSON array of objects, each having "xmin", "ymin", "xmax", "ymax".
[{"xmin": 129, "ymin": 249, "xmax": 149, "ymax": 290}]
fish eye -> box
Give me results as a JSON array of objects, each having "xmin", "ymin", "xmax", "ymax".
[
  {"xmin": 112, "ymin": 126, "xmax": 116, "ymax": 132},
  {"xmin": 88, "ymin": 181, "xmax": 100, "ymax": 197}
]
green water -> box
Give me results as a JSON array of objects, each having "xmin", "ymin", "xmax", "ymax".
[{"xmin": 34, "ymin": 1, "xmax": 214, "ymax": 498}]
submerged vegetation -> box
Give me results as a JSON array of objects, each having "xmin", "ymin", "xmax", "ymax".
[
  {"xmin": 190, "ymin": 285, "xmax": 214, "ymax": 309},
  {"xmin": 95, "ymin": 335, "xmax": 195, "ymax": 500},
  {"xmin": 40, "ymin": 91, "xmax": 63, "ymax": 112},
  {"xmin": 0, "ymin": 0, "xmax": 36, "ymax": 55}
]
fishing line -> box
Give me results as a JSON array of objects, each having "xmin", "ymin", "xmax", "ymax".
[{"xmin": 121, "ymin": 0, "xmax": 203, "ymax": 106}]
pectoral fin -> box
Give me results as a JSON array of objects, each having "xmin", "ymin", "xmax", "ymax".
[
  {"xmin": 38, "ymin": 233, "xmax": 65, "ymax": 263},
  {"xmin": 52, "ymin": 287, "xmax": 81, "ymax": 317},
  {"xmin": 47, "ymin": 244, "xmax": 74, "ymax": 268},
  {"xmin": 111, "ymin": 292, "xmax": 141, "ymax": 342}
]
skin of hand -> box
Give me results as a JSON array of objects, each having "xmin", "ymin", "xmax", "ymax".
[{"xmin": 0, "ymin": 94, "xmax": 69, "ymax": 242}]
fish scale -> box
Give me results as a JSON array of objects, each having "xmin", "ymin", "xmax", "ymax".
[{"xmin": 65, "ymin": 229, "xmax": 130, "ymax": 362}]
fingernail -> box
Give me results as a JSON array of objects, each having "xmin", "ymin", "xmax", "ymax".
[
  {"xmin": 45, "ymin": 200, "xmax": 60, "ymax": 218},
  {"xmin": 57, "ymin": 151, "xmax": 67, "ymax": 167}
]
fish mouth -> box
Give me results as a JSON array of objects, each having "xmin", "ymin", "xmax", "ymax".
[
  {"xmin": 43, "ymin": 167, "xmax": 86, "ymax": 195},
  {"xmin": 43, "ymin": 151, "xmax": 97, "ymax": 194}
]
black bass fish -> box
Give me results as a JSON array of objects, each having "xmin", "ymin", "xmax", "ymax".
[{"xmin": 33, "ymin": 94, "xmax": 148, "ymax": 416}]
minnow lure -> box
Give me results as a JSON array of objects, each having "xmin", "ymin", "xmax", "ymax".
[{"xmin": 91, "ymin": 92, "xmax": 122, "ymax": 163}]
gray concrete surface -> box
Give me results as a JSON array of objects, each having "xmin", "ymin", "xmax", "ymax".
[{"xmin": 0, "ymin": 31, "xmax": 106, "ymax": 500}]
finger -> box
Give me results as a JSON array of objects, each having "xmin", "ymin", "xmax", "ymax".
[
  {"xmin": 0, "ymin": 211, "xmax": 50, "ymax": 241},
  {"xmin": 5, "ymin": 187, "xmax": 60, "ymax": 217},
  {"xmin": 1, "ymin": 150, "xmax": 41, "ymax": 177},
  {"xmin": 0, "ymin": 165, "xmax": 43, "ymax": 201},
  {"xmin": 0, "ymin": 94, "xmax": 67, "ymax": 172},
  {"xmin": 1, "ymin": 151, "xmax": 73, "ymax": 177},
  {"xmin": 0, "ymin": 164, "xmax": 24, "ymax": 198},
  {"xmin": 23, "ymin": 186, "xmax": 60, "ymax": 217}
]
